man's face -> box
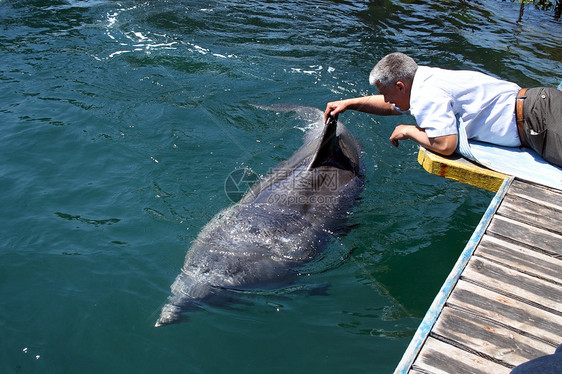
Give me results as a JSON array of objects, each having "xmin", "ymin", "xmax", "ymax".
[{"xmin": 376, "ymin": 81, "xmax": 410, "ymax": 111}]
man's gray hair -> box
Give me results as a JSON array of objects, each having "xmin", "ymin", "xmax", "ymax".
[{"xmin": 369, "ymin": 52, "xmax": 418, "ymax": 89}]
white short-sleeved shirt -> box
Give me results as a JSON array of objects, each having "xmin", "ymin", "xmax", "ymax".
[{"xmin": 407, "ymin": 66, "xmax": 521, "ymax": 147}]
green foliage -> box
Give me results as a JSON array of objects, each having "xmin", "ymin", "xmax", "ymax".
[
  {"xmin": 508, "ymin": 0, "xmax": 561, "ymax": 20},
  {"xmin": 510, "ymin": 0, "xmax": 556, "ymax": 11}
]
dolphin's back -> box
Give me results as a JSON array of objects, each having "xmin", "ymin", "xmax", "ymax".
[{"xmin": 155, "ymin": 109, "xmax": 364, "ymax": 327}]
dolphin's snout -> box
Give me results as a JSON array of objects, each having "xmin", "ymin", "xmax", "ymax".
[{"xmin": 155, "ymin": 303, "xmax": 182, "ymax": 328}]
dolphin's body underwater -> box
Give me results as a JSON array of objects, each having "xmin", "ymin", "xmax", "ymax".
[{"xmin": 155, "ymin": 107, "xmax": 364, "ymax": 327}]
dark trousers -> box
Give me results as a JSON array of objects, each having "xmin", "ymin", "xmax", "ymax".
[
  {"xmin": 510, "ymin": 344, "xmax": 562, "ymax": 373},
  {"xmin": 522, "ymin": 87, "xmax": 562, "ymax": 168}
]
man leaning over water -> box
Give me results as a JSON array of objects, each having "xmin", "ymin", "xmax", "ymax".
[{"xmin": 324, "ymin": 52, "xmax": 562, "ymax": 168}]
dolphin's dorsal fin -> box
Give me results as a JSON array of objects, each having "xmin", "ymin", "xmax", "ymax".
[
  {"xmin": 307, "ymin": 116, "xmax": 338, "ymax": 170},
  {"xmin": 307, "ymin": 116, "xmax": 355, "ymax": 171}
]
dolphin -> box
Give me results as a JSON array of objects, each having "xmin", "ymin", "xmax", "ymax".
[{"xmin": 155, "ymin": 107, "xmax": 364, "ymax": 327}]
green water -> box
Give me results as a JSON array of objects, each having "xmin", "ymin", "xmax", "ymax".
[{"xmin": 1, "ymin": 0, "xmax": 560, "ymax": 373}]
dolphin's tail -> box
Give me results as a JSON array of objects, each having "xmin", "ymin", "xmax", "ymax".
[{"xmin": 154, "ymin": 302, "xmax": 182, "ymax": 327}]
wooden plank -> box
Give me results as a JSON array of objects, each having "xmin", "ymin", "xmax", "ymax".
[
  {"xmin": 462, "ymin": 256, "xmax": 562, "ymax": 314},
  {"xmin": 411, "ymin": 336, "xmax": 510, "ymax": 374},
  {"xmin": 447, "ymin": 279, "xmax": 562, "ymax": 346},
  {"xmin": 497, "ymin": 194, "xmax": 562, "ymax": 236},
  {"xmin": 486, "ymin": 215, "xmax": 562, "ymax": 257},
  {"xmin": 509, "ymin": 180, "xmax": 562, "ymax": 212},
  {"xmin": 476, "ymin": 235, "xmax": 562, "ymax": 285},
  {"xmin": 417, "ymin": 148, "xmax": 507, "ymax": 192},
  {"xmin": 431, "ymin": 307, "xmax": 555, "ymax": 368}
]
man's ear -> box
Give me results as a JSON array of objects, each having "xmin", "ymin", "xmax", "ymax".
[{"xmin": 396, "ymin": 81, "xmax": 405, "ymax": 91}]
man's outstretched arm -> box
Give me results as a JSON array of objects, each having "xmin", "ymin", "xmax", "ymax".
[{"xmin": 324, "ymin": 95, "xmax": 400, "ymax": 123}]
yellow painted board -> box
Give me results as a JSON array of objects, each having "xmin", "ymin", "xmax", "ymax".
[{"xmin": 417, "ymin": 148, "xmax": 508, "ymax": 192}]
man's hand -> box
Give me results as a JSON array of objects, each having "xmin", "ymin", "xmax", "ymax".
[
  {"xmin": 324, "ymin": 100, "xmax": 347, "ymax": 124},
  {"xmin": 389, "ymin": 124, "xmax": 413, "ymax": 147}
]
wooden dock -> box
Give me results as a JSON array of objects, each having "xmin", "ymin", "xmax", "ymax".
[{"xmin": 394, "ymin": 152, "xmax": 562, "ymax": 373}]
